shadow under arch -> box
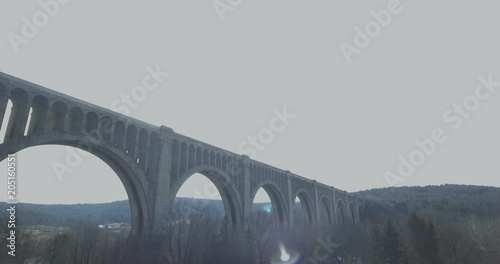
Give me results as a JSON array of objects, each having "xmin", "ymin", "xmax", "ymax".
[
  {"xmin": 319, "ymin": 195, "xmax": 334, "ymax": 224},
  {"xmin": 0, "ymin": 133, "xmax": 151, "ymax": 236},
  {"xmin": 293, "ymin": 190, "xmax": 315, "ymax": 225},
  {"xmin": 170, "ymin": 165, "xmax": 243, "ymax": 228},
  {"xmin": 250, "ymin": 181, "xmax": 288, "ymax": 225}
]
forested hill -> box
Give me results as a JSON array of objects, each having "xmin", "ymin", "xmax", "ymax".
[
  {"xmin": 0, "ymin": 200, "xmax": 132, "ymax": 227},
  {"xmin": 357, "ymin": 184, "xmax": 500, "ymax": 224},
  {"xmin": 0, "ymin": 198, "xmax": 226, "ymax": 228},
  {"xmin": 1, "ymin": 185, "xmax": 499, "ymax": 228}
]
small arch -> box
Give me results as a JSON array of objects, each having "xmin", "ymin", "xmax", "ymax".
[
  {"xmin": 216, "ymin": 153, "xmax": 222, "ymax": 169},
  {"xmin": 209, "ymin": 151, "xmax": 215, "ymax": 166},
  {"xmin": 179, "ymin": 141, "xmax": 188, "ymax": 174},
  {"xmin": 48, "ymin": 101, "xmax": 67, "ymax": 132},
  {"xmin": 28, "ymin": 95, "xmax": 49, "ymax": 134},
  {"xmin": 125, "ymin": 125, "xmax": 137, "ymax": 157},
  {"xmin": 137, "ymin": 128, "xmax": 148, "ymax": 168},
  {"xmin": 222, "ymin": 154, "xmax": 227, "ymax": 171},
  {"xmin": 113, "ymin": 121, "xmax": 125, "ymax": 148},
  {"xmin": 0, "ymin": 99, "xmax": 13, "ymax": 143},
  {"xmin": 100, "ymin": 116, "xmax": 113, "ymax": 141},
  {"xmin": 203, "ymin": 149, "xmax": 209, "ymax": 166},
  {"xmin": 85, "ymin": 112, "xmax": 98, "ymax": 135},
  {"xmin": 6, "ymin": 88, "xmax": 29, "ymax": 140},
  {"xmin": 196, "ymin": 146, "xmax": 202, "ymax": 166},
  {"xmin": 188, "ymin": 144, "xmax": 195, "ymax": 168},
  {"xmin": 68, "ymin": 107, "xmax": 83, "ymax": 132},
  {"xmin": 23, "ymin": 107, "xmax": 33, "ymax": 136}
]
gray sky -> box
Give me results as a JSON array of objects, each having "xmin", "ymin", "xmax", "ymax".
[{"xmin": 1, "ymin": 0, "xmax": 500, "ymax": 204}]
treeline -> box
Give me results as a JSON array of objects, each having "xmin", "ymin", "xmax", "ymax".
[
  {"xmin": 0, "ymin": 200, "xmax": 131, "ymax": 227},
  {"xmin": 0, "ymin": 198, "xmax": 227, "ymax": 228},
  {"xmin": 357, "ymin": 184, "xmax": 500, "ymax": 225},
  {"xmin": 357, "ymin": 184, "xmax": 500, "ymax": 263},
  {"xmin": 2, "ymin": 209, "xmax": 499, "ymax": 263},
  {"xmin": 368, "ymin": 212, "xmax": 500, "ymax": 263},
  {"xmin": 0, "ymin": 184, "xmax": 499, "ymax": 263}
]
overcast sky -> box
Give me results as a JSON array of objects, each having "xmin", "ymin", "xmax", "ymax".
[{"xmin": 1, "ymin": 0, "xmax": 499, "ymax": 204}]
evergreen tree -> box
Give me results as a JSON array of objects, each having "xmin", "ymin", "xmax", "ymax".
[
  {"xmin": 406, "ymin": 212, "xmax": 441, "ymax": 264},
  {"xmin": 370, "ymin": 221, "xmax": 407, "ymax": 264}
]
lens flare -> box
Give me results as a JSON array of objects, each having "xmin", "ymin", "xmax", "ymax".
[
  {"xmin": 279, "ymin": 243, "xmax": 290, "ymax": 262},
  {"xmin": 272, "ymin": 242, "xmax": 299, "ymax": 263}
]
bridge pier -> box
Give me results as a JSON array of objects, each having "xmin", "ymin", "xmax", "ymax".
[{"xmin": 149, "ymin": 126, "xmax": 175, "ymax": 235}]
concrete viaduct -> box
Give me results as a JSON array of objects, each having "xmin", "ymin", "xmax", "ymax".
[{"xmin": 0, "ymin": 72, "xmax": 363, "ymax": 235}]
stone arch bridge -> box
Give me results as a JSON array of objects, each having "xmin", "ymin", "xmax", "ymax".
[{"xmin": 0, "ymin": 72, "xmax": 363, "ymax": 235}]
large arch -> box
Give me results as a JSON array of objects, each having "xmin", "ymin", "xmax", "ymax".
[
  {"xmin": 250, "ymin": 181, "xmax": 288, "ymax": 225},
  {"xmin": 319, "ymin": 195, "xmax": 334, "ymax": 225},
  {"xmin": 293, "ymin": 190, "xmax": 315, "ymax": 225},
  {"xmin": 349, "ymin": 202, "xmax": 357, "ymax": 224},
  {"xmin": 336, "ymin": 200, "xmax": 347, "ymax": 225},
  {"xmin": 170, "ymin": 165, "xmax": 243, "ymax": 228},
  {"xmin": 0, "ymin": 133, "xmax": 151, "ymax": 235}
]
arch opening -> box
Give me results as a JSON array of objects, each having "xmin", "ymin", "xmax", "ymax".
[
  {"xmin": 6, "ymin": 88, "xmax": 29, "ymax": 140},
  {"xmin": 125, "ymin": 125, "xmax": 137, "ymax": 156},
  {"xmin": 113, "ymin": 121, "xmax": 125, "ymax": 148},
  {"xmin": 349, "ymin": 202, "xmax": 357, "ymax": 224},
  {"xmin": 251, "ymin": 185, "xmax": 286, "ymax": 227},
  {"xmin": 100, "ymin": 116, "xmax": 113, "ymax": 142},
  {"xmin": 250, "ymin": 182, "xmax": 288, "ymax": 224},
  {"xmin": 28, "ymin": 95, "xmax": 49, "ymax": 134},
  {"xmin": 169, "ymin": 173, "xmax": 224, "ymax": 229},
  {"xmin": 48, "ymin": 101, "xmax": 67, "ymax": 132},
  {"xmin": 0, "ymin": 99, "xmax": 13, "ymax": 143},
  {"xmin": 336, "ymin": 200, "xmax": 347, "ymax": 225},
  {"xmin": 293, "ymin": 192, "xmax": 314, "ymax": 226},
  {"xmin": 68, "ymin": 107, "xmax": 83, "ymax": 132},
  {"xmin": 85, "ymin": 112, "xmax": 98, "ymax": 136},
  {"xmin": 171, "ymin": 169, "xmax": 241, "ymax": 229},
  {"xmin": 319, "ymin": 196, "xmax": 333, "ymax": 225},
  {"xmin": 0, "ymin": 134, "xmax": 151, "ymax": 236}
]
